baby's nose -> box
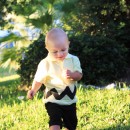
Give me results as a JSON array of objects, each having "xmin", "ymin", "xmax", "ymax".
[{"xmin": 57, "ymin": 51, "xmax": 63, "ymax": 57}]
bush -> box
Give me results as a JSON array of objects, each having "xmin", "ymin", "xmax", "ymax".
[
  {"xmin": 17, "ymin": 35, "xmax": 128, "ymax": 87},
  {"xmin": 17, "ymin": 35, "xmax": 48, "ymax": 87},
  {"xmin": 69, "ymin": 35, "xmax": 128, "ymax": 85}
]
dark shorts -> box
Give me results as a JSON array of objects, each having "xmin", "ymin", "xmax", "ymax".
[{"xmin": 45, "ymin": 102, "xmax": 77, "ymax": 130}]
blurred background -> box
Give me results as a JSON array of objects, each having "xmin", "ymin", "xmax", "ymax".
[{"xmin": 0, "ymin": 0, "xmax": 130, "ymax": 86}]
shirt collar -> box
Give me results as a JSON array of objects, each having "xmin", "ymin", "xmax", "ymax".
[{"xmin": 47, "ymin": 53, "xmax": 72, "ymax": 61}]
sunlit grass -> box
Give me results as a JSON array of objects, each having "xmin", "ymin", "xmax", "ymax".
[
  {"xmin": 0, "ymin": 74, "xmax": 19, "ymax": 82},
  {"xmin": 0, "ymin": 75, "xmax": 130, "ymax": 130}
]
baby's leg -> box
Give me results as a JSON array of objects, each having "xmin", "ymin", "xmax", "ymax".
[
  {"xmin": 62, "ymin": 103, "xmax": 77, "ymax": 130},
  {"xmin": 50, "ymin": 125, "xmax": 60, "ymax": 130},
  {"xmin": 45, "ymin": 103, "xmax": 62, "ymax": 130}
]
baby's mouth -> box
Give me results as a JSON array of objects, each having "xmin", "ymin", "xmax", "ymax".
[{"xmin": 58, "ymin": 56, "xmax": 64, "ymax": 58}]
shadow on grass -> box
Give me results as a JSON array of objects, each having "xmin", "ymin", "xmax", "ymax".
[
  {"xmin": 0, "ymin": 78, "xmax": 44, "ymax": 107},
  {"xmin": 0, "ymin": 78, "xmax": 19, "ymax": 87},
  {"xmin": 0, "ymin": 78, "xmax": 25, "ymax": 107}
]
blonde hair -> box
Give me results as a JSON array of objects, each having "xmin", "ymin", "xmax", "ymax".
[{"xmin": 45, "ymin": 28, "xmax": 69, "ymax": 45}]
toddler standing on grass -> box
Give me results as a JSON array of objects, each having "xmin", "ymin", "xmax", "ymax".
[{"xmin": 27, "ymin": 28, "xmax": 82, "ymax": 130}]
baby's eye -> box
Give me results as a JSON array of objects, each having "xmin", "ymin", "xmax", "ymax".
[
  {"xmin": 52, "ymin": 51, "xmax": 58, "ymax": 54},
  {"xmin": 61, "ymin": 49, "xmax": 66, "ymax": 52}
]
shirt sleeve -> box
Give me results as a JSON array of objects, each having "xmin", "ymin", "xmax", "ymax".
[
  {"xmin": 34, "ymin": 59, "xmax": 48, "ymax": 83},
  {"xmin": 73, "ymin": 56, "xmax": 82, "ymax": 73}
]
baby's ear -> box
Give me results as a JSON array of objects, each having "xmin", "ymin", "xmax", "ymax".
[{"xmin": 68, "ymin": 41, "xmax": 70, "ymax": 45}]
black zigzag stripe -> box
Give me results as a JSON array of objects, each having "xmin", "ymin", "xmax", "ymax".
[{"xmin": 46, "ymin": 86, "xmax": 76, "ymax": 100}]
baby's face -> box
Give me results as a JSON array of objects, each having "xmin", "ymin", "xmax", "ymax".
[{"xmin": 46, "ymin": 37, "xmax": 69, "ymax": 61}]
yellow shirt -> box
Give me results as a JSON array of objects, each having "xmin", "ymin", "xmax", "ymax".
[{"xmin": 34, "ymin": 53, "xmax": 82, "ymax": 105}]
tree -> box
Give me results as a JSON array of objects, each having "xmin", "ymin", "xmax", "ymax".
[
  {"xmin": 62, "ymin": 0, "xmax": 130, "ymax": 36},
  {"xmin": 62, "ymin": 0, "xmax": 130, "ymax": 61},
  {"xmin": 0, "ymin": 0, "xmax": 76, "ymax": 69},
  {"xmin": 61, "ymin": 0, "xmax": 129, "ymax": 84},
  {"xmin": 0, "ymin": 0, "xmax": 12, "ymax": 28}
]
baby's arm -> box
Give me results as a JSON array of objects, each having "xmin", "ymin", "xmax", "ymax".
[
  {"xmin": 63, "ymin": 70, "xmax": 83, "ymax": 81},
  {"xmin": 70, "ymin": 71, "xmax": 83, "ymax": 81},
  {"xmin": 27, "ymin": 80, "xmax": 42, "ymax": 99}
]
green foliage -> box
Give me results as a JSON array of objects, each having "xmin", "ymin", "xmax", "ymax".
[
  {"xmin": 1, "ymin": 0, "xmax": 129, "ymax": 86},
  {"xmin": 17, "ymin": 35, "xmax": 47, "ymax": 86},
  {"xmin": 11, "ymin": 0, "xmax": 72, "ymax": 31},
  {"xmin": 0, "ymin": 0, "xmax": 12, "ymax": 28},
  {"xmin": 62, "ymin": 0, "xmax": 130, "ymax": 64},
  {"xmin": 69, "ymin": 35, "xmax": 128, "ymax": 85},
  {"xmin": 26, "ymin": 12, "xmax": 52, "ymax": 29},
  {"xmin": 0, "ymin": 47, "xmax": 21, "ymax": 70},
  {"xmin": 61, "ymin": 0, "xmax": 77, "ymax": 13},
  {"xmin": 0, "ymin": 0, "xmax": 77, "ymax": 30},
  {"xmin": 62, "ymin": 0, "xmax": 130, "ymax": 36},
  {"xmin": 11, "ymin": 0, "xmax": 54, "ymax": 29},
  {"xmin": 0, "ymin": 77, "xmax": 130, "ymax": 129},
  {"xmin": 0, "ymin": 0, "xmax": 77, "ymax": 71}
]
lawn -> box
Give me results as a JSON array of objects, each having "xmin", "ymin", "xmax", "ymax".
[{"xmin": 0, "ymin": 75, "xmax": 130, "ymax": 130}]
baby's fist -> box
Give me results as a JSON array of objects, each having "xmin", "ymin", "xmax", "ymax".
[
  {"xmin": 27, "ymin": 90, "xmax": 35, "ymax": 99},
  {"xmin": 62, "ymin": 69, "xmax": 73, "ymax": 79}
]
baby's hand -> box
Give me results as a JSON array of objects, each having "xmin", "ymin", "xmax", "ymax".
[
  {"xmin": 62, "ymin": 69, "xmax": 73, "ymax": 80},
  {"xmin": 27, "ymin": 89, "xmax": 35, "ymax": 99}
]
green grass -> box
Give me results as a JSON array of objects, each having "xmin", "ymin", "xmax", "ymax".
[{"xmin": 0, "ymin": 76, "xmax": 130, "ymax": 130}]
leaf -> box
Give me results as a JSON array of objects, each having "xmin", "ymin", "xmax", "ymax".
[
  {"xmin": 0, "ymin": 47, "xmax": 21, "ymax": 70},
  {"xmin": 26, "ymin": 11, "xmax": 52, "ymax": 28},
  {"xmin": 0, "ymin": 33, "xmax": 25, "ymax": 43},
  {"xmin": 61, "ymin": 1, "xmax": 77, "ymax": 13}
]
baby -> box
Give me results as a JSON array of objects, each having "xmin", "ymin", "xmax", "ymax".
[{"xmin": 27, "ymin": 28, "xmax": 83, "ymax": 130}]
